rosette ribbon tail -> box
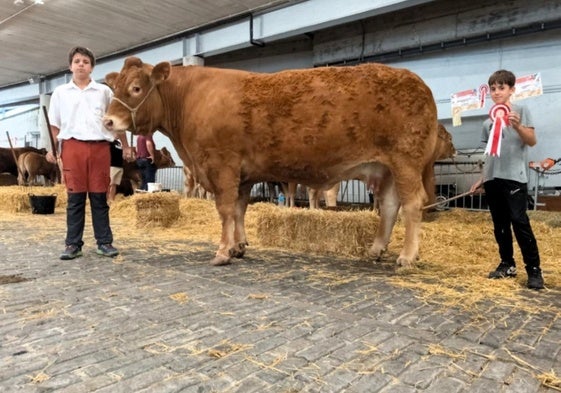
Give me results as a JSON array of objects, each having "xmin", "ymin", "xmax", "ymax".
[{"xmin": 485, "ymin": 117, "xmax": 504, "ymax": 157}]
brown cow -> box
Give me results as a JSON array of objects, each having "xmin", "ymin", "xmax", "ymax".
[
  {"xmin": 153, "ymin": 146, "xmax": 175, "ymax": 168},
  {"xmin": 17, "ymin": 151, "xmax": 58, "ymax": 186},
  {"xmin": 280, "ymin": 182, "xmax": 339, "ymax": 209},
  {"xmin": 117, "ymin": 147, "xmax": 176, "ymax": 196},
  {"xmin": 305, "ymin": 183, "xmax": 340, "ymax": 209},
  {"xmin": 0, "ymin": 147, "xmax": 47, "ymax": 177},
  {"xmin": 184, "ymin": 165, "xmax": 214, "ymax": 200},
  {"xmin": 103, "ymin": 57, "xmax": 439, "ymax": 267}
]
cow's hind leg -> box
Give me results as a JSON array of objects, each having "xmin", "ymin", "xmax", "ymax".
[
  {"xmin": 211, "ymin": 189, "xmax": 238, "ymax": 266},
  {"xmin": 393, "ymin": 168, "xmax": 425, "ymax": 268},
  {"xmin": 230, "ymin": 183, "xmax": 252, "ymax": 258},
  {"xmin": 369, "ymin": 171, "xmax": 400, "ymax": 260}
]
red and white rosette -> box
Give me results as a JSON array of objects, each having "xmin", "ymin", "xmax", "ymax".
[
  {"xmin": 485, "ymin": 104, "xmax": 510, "ymax": 157},
  {"xmin": 478, "ymin": 84, "xmax": 489, "ymax": 108}
]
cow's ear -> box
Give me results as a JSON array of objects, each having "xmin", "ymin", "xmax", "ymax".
[
  {"xmin": 124, "ymin": 57, "xmax": 143, "ymax": 69},
  {"xmin": 151, "ymin": 62, "xmax": 171, "ymax": 84},
  {"xmin": 105, "ymin": 72, "xmax": 119, "ymax": 89}
]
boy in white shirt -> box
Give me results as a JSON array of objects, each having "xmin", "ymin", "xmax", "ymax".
[{"xmin": 46, "ymin": 47, "xmax": 130, "ymax": 259}]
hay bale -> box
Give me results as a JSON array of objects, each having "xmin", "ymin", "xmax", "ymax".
[
  {"xmin": 0, "ymin": 185, "xmax": 66, "ymax": 213},
  {"xmin": 248, "ymin": 203, "xmax": 378, "ymax": 258},
  {"xmin": 133, "ymin": 192, "xmax": 181, "ymax": 228}
]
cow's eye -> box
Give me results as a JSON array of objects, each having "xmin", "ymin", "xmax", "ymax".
[{"xmin": 132, "ymin": 86, "xmax": 141, "ymax": 94}]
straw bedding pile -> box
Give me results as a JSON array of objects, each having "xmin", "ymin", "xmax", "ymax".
[
  {"xmin": 108, "ymin": 195, "xmax": 561, "ymax": 298},
  {"xmin": 0, "ymin": 185, "xmax": 67, "ymax": 213}
]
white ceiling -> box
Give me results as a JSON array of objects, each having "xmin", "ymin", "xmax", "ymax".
[{"xmin": 0, "ymin": 0, "xmax": 290, "ymax": 88}]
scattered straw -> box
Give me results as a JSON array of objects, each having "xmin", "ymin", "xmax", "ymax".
[
  {"xmin": 28, "ymin": 372, "xmax": 50, "ymax": 384},
  {"xmin": 538, "ymin": 371, "xmax": 561, "ymax": 391},
  {"xmin": 244, "ymin": 352, "xmax": 291, "ymax": 375},
  {"xmin": 355, "ymin": 342, "xmax": 379, "ymax": 356},
  {"xmin": 27, "ymin": 358, "xmax": 57, "ymax": 384},
  {"xmin": 207, "ymin": 340, "xmax": 252, "ymax": 359},
  {"xmin": 427, "ymin": 344, "xmax": 466, "ymax": 360},
  {"xmin": 504, "ymin": 348, "xmax": 561, "ymax": 390},
  {"xmin": 247, "ymin": 293, "xmax": 270, "ymax": 300},
  {"xmin": 169, "ymin": 292, "xmax": 189, "ymax": 304}
]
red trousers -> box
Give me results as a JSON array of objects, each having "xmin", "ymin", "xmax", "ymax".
[{"xmin": 61, "ymin": 139, "xmax": 110, "ymax": 193}]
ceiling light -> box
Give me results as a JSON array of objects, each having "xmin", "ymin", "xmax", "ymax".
[{"xmin": 13, "ymin": 0, "xmax": 44, "ymax": 5}]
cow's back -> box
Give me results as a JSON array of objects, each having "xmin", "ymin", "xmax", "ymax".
[{"xmin": 172, "ymin": 63, "xmax": 437, "ymax": 187}]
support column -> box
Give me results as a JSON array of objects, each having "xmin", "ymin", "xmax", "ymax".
[
  {"xmin": 183, "ymin": 56, "xmax": 205, "ymax": 66},
  {"xmin": 38, "ymin": 94, "xmax": 51, "ymax": 150}
]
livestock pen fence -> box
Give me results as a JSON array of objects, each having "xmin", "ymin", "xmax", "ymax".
[{"xmin": 155, "ymin": 160, "xmax": 491, "ymax": 211}]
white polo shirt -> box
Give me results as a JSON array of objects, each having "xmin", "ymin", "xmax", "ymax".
[{"xmin": 49, "ymin": 79, "xmax": 115, "ymax": 142}]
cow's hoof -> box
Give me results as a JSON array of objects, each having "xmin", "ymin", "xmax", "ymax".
[
  {"xmin": 210, "ymin": 255, "xmax": 231, "ymax": 266},
  {"xmin": 396, "ymin": 256, "xmax": 413, "ymax": 268},
  {"xmin": 368, "ymin": 245, "xmax": 386, "ymax": 261},
  {"xmin": 229, "ymin": 243, "xmax": 247, "ymax": 259}
]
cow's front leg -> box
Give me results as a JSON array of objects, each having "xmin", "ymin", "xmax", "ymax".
[
  {"xmin": 393, "ymin": 171, "xmax": 424, "ymax": 268},
  {"xmin": 396, "ymin": 201, "xmax": 422, "ymax": 268}
]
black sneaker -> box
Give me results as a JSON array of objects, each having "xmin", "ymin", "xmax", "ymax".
[
  {"xmin": 97, "ymin": 244, "xmax": 119, "ymax": 258},
  {"xmin": 60, "ymin": 245, "xmax": 82, "ymax": 260},
  {"xmin": 488, "ymin": 261, "xmax": 517, "ymax": 279},
  {"xmin": 526, "ymin": 267, "xmax": 545, "ymax": 290}
]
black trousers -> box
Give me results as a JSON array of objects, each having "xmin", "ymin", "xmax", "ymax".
[
  {"xmin": 66, "ymin": 192, "xmax": 113, "ymax": 247},
  {"xmin": 136, "ymin": 158, "xmax": 157, "ymax": 191},
  {"xmin": 484, "ymin": 178, "xmax": 540, "ymax": 269}
]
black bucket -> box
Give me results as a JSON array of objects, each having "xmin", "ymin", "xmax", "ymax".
[{"xmin": 28, "ymin": 194, "xmax": 57, "ymax": 214}]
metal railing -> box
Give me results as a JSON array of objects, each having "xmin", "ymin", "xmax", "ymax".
[{"xmin": 154, "ymin": 163, "xmax": 491, "ymax": 211}]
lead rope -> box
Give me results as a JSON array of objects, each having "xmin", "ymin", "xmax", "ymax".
[
  {"xmin": 422, "ymin": 190, "xmax": 475, "ymax": 210},
  {"xmin": 111, "ymin": 84, "xmax": 156, "ymax": 131}
]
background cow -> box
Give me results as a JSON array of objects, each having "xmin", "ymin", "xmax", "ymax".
[
  {"xmin": 117, "ymin": 147, "xmax": 176, "ymax": 196},
  {"xmin": 16, "ymin": 151, "xmax": 58, "ymax": 186},
  {"xmin": 184, "ymin": 165, "xmax": 214, "ymax": 200},
  {"xmin": 0, "ymin": 147, "xmax": 47, "ymax": 177},
  {"xmin": 104, "ymin": 57, "xmax": 439, "ymax": 268},
  {"xmin": 151, "ymin": 146, "xmax": 175, "ymax": 168}
]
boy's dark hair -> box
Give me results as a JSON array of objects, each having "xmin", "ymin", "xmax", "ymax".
[
  {"xmin": 488, "ymin": 69, "xmax": 516, "ymax": 87},
  {"xmin": 68, "ymin": 46, "xmax": 96, "ymax": 67}
]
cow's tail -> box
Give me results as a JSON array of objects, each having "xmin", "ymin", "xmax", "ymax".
[{"xmin": 421, "ymin": 120, "xmax": 439, "ymax": 212}]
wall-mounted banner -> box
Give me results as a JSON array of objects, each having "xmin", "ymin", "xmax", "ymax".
[
  {"xmin": 512, "ymin": 73, "xmax": 543, "ymax": 101},
  {"xmin": 451, "ymin": 73, "xmax": 541, "ymax": 126},
  {"xmin": 451, "ymin": 88, "xmax": 479, "ymax": 126}
]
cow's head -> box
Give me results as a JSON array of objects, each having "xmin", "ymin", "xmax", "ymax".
[
  {"xmin": 435, "ymin": 124, "xmax": 456, "ymax": 160},
  {"xmin": 103, "ymin": 57, "xmax": 171, "ymax": 135},
  {"xmin": 154, "ymin": 147, "xmax": 176, "ymax": 168}
]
